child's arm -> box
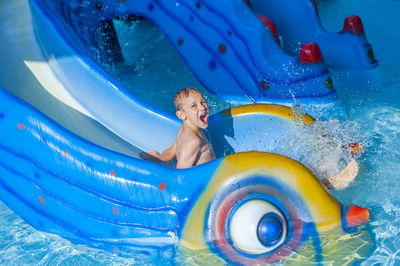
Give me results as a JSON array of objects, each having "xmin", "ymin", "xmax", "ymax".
[
  {"xmin": 142, "ymin": 141, "xmax": 177, "ymax": 162},
  {"xmin": 176, "ymin": 137, "xmax": 201, "ymax": 169}
]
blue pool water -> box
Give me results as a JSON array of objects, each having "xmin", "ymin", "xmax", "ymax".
[{"xmin": 1, "ymin": 0, "xmax": 400, "ymax": 264}]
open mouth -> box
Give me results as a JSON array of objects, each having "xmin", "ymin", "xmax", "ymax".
[{"xmin": 199, "ymin": 112, "xmax": 208, "ymax": 124}]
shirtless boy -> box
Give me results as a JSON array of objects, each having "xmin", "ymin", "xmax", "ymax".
[
  {"xmin": 145, "ymin": 87, "xmax": 215, "ymax": 169},
  {"xmin": 144, "ymin": 87, "xmax": 358, "ymax": 190}
]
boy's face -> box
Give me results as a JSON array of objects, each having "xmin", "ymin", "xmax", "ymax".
[{"xmin": 176, "ymin": 91, "xmax": 209, "ymax": 130}]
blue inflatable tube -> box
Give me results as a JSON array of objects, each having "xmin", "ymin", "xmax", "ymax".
[{"xmin": 0, "ymin": 87, "xmax": 372, "ymax": 264}]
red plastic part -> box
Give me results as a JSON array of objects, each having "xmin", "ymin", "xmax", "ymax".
[
  {"xmin": 299, "ymin": 42, "xmax": 323, "ymax": 63},
  {"xmin": 257, "ymin": 14, "xmax": 279, "ymax": 43},
  {"xmin": 342, "ymin": 15, "xmax": 364, "ymax": 35},
  {"xmin": 345, "ymin": 205, "xmax": 371, "ymax": 227}
]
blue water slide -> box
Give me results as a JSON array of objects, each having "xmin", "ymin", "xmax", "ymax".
[
  {"xmin": 29, "ymin": 0, "xmax": 336, "ymax": 122},
  {"xmin": 248, "ymin": 0, "xmax": 378, "ymax": 71},
  {"xmin": 0, "ymin": 87, "xmax": 371, "ymax": 263},
  {"xmin": 29, "ymin": 0, "xmax": 182, "ymax": 152},
  {"xmin": 0, "ymin": 86, "xmax": 206, "ymax": 247},
  {"xmin": 0, "ymin": 0, "xmax": 374, "ymax": 263}
]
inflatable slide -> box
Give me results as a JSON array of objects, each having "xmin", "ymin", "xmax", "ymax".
[
  {"xmin": 0, "ymin": 0, "xmax": 375, "ymax": 264},
  {"xmin": 30, "ymin": 0, "xmax": 335, "ymax": 123},
  {"xmin": 0, "ymin": 87, "xmax": 371, "ymax": 264},
  {"xmin": 27, "ymin": 0, "xmax": 377, "ymax": 152}
]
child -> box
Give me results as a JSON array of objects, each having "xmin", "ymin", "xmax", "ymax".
[
  {"xmin": 144, "ymin": 87, "xmax": 216, "ymax": 169},
  {"xmin": 143, "ymin": 87, "xmax": 358, "ymax": 190}
]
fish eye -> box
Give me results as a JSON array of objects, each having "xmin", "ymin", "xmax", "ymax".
[{"xmin": 229, "ymin": 199, "xmax": 287, "ymax": 255}]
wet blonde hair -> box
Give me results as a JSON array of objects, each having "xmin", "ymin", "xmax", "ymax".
[{"xmin": 173, "ymin": 87, "xmax": 202, "ymax": 111}]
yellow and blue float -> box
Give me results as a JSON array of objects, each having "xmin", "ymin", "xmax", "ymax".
[
  {"xmin": 0, "ymin": 88, "xmax": 372, "ymax": 264},
  {"xmin": 0, "ymin": 0, "xmax": 376, "ymax": 264}
]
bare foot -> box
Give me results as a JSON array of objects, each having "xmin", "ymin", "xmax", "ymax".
[{"xmin": 322, "ymin": 159, "xmax": 359, "ymax": 190}]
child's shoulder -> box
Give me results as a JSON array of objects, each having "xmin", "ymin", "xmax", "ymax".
[{"xmin": 177, "ymin": 126, "xmax": 202, "ymax": 143}]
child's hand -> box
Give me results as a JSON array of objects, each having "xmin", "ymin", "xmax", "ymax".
[
  {"xmin": 139, "ymin": 150, "xmax": 162, "ymax": 163},
  {"xmin": 147, "ymin": 150, "xmax": 161, "ymax": 157}
]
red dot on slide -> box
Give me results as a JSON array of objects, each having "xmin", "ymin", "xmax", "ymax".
[{"xmin": 159, "ymin": 182, "xmax": 166, "ymax": 190}]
